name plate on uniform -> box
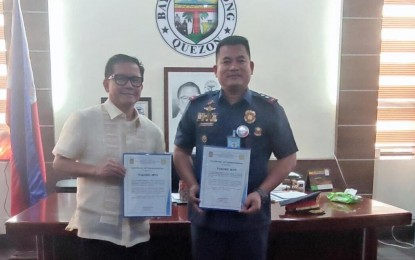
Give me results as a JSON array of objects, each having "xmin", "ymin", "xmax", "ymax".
[
  {"xmin": 123, "ymin": 153, "xmax": 172, "ymax": 217},
  {"xmin": 199, "ymin": 146, "xmax": 251, "ymax": 211}
]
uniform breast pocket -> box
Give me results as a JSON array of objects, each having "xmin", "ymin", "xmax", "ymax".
[
  {"xmin": 245, "ymin": 126, "xmax": 268, "ymax": 149},
  {"xmin": 196, "ymin": 127, "xmax": 226, "ymax": 146}
]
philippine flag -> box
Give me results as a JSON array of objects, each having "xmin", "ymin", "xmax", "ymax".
[{"xmin": 6, "ymin": 0, "xmax": 47, "ymax": 215}]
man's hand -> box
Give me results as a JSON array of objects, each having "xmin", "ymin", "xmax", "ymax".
[
  {"xmin": 188, "ymin": 184, "xmax": 203, "ymax": 213},
  {"xmin": 240, "ymin": 191, "xmax": 262, "ymax": 214},
  {"xmin": 53, "ymin": 155, "xmax": 126, "ymax": 178},
  {"xmin": 94, "ymin": 160, "xmax": 126, "ymax": 178}
]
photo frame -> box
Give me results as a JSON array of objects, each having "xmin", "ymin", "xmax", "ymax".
[
  {"xmin": 164, "ymin": 67, "xmax": 219, "ymax": 152},
  {"xmin": 101, "ymin": 97, "xmax": 152, "ymax": 120}
]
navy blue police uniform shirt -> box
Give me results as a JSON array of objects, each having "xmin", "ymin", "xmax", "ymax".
[{"xmin": 175, "ymin": 89, "xmax": 298, "ymax": 231}]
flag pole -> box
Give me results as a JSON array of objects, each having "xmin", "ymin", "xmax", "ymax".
[{"xmin": 6, "ymin": 0, "xmax": 47, "ymax": 216}]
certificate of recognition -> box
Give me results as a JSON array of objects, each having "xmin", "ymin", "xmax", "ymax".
[
  {"xmin": 199, "ymin": 146, "xmax": 251, "ymax": 211},
  {"xmin": 123, "ymin": 153, "xmax": 172, "ymax": 217}
]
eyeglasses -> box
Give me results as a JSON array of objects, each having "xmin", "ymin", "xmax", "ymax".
[{"xmin": 107, "ymin": 74, "xmax": 143, "ymax": 88}]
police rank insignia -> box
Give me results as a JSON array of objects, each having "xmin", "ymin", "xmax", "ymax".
[
  {"xmin": 244, "ymin": 110, "xmax": 256, "ymax": 124},
  {"xmin": 259, "ymin": 93, "xmax": 278, "ymax": 104}
]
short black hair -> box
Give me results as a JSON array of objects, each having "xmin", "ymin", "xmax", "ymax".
[
  {"xmin": 177, "ymin": 82, "xmax": 201, "ymax": 98},
  {"xmin": 104, "ymin": 54, "xmax": 145, "ymax": 82},
  {"xmin": 215, "ymin": 35, "xmax": 251, "ymax": 61}
]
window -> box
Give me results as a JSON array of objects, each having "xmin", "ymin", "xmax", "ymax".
[{"xmin": 376, "ymin": 0, "xmax": 415, "ymax": 159}]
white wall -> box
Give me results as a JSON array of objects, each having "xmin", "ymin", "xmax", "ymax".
[
  {"xmin": 373, "ymin": 159, "xmax": 415, "ymax": 219},
  {"xmin": 48, "ymin": 0, "xmax": 342, "ymax": 159},
  {"xmin": 0, "ymin": 162, "xmax": 11, "ymax": 234}
]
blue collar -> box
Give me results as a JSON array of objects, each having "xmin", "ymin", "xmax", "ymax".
[{"xmin": 218, "ymin": 89, "xmax": 253, "ymax": 105}]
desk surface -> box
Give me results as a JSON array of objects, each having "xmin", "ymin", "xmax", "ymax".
[
  {"xmin": 5, "ymin": 193, "xmax": 412, "ymax": 260},
  {"xmin": 6, "ymin": 192, "xmax": 412, "ymax": 236}
]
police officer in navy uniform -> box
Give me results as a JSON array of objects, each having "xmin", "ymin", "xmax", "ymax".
[{"xmin": 173, "ymin": 35, "xmax": 298, "ymax": 260}]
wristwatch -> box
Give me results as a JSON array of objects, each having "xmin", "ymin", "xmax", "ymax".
[{"xmin": 255, "ymin": 188, "xmax": 269, "ymax": 204}]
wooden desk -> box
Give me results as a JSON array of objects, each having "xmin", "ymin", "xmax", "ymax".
[{"xmin": 6, "ymin": 193, "xmax": 411, "ymax": 260}]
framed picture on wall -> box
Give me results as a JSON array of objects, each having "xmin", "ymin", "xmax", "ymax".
[
  {"xmin": 164, "ymin": 67, "xmax": 219, "ymax": 152},
  {"xmin": 101, "ymin": 97, "xmax": 152, "ymax": 120},
  {"xmin": 135, "ymin": 97, "xmax": 152, "ymax": 119}
]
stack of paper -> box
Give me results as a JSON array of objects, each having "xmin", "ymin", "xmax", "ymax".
[{"xmin": 270, "ymin": 191, "xmax": 307, "ymax": 202}]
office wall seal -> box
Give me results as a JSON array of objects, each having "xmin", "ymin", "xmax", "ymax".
[{"xmin": 156, "ymin": 0, "xmax": 237, "ymax": 57}]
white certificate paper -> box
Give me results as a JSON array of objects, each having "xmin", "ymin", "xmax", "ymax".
[
  {"xmin": 123, "ymin": 153, "xmax": 172, "ymax": 217},
  {"xmin": 199, "ymin": 146, "xmax": 251, "ymax": 211}
]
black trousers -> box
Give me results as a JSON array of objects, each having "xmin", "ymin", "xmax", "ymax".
[
  {"xmin": 78, "ymin": 238, "xmax": 150, "ymax": 260},
  {"xmin": 191, "ymin": 224, "xmax": 269, "ymax": 260}
]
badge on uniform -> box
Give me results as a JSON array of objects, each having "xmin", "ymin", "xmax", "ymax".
[
  {"xmin": 236, "ymin": 125, "xmax": 249, "ymax": 138},
  {"xmin": 198, "ymin": 100, "xmax": 218, "ymax": 127},
  {"xmin": 254, "ymin": 127, "xmax": 263, "ymax": 136},
  {"xmin": 244, "ymin": 110, "xmax": 256, "ymax": 124}
]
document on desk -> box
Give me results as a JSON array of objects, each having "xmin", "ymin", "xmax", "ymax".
[
  {"xmin": 270, "ymin": 191, "xmax": 307, "ymax": 202},
  {"xmin": 123, "ymin": 153, "xmax": 172, "ymax": 217},
  {"xmin": 199, "ymin": 146, "xmax": 250, "ymax": 211}
]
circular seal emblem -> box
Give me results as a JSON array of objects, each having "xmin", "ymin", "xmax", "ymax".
[
  {"xmin": 236, "ymin": 125, "xmax": 249, "ymax": 138},
  {"xmin": 156, "ymin": 0, "xmax": 237, "ymax": 57}
]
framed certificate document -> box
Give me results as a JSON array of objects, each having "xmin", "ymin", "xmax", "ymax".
[
  {"xmin": 199, "ymin": 146, "xmax": 251, "ymax": 211},
  {"xmin": 123, "ymin": 153, "xmax": 172, "ymax": 217}
]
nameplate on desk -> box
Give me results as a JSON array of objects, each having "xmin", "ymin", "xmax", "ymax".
[
  {"xmin": 308, "ymin": 168, "xmax": 333, "ymax": 191},
  {"xmin": 123, "ymin": 153, "xmax": 172, "ymax": 217},
  {"xmin": 199, "ymin": 146, "xmax": 250, "ymax": 211}
]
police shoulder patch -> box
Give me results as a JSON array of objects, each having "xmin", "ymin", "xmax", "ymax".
[{"xmin": 252, "ymin": 91, "xmax": 279, "ymax": 105}]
